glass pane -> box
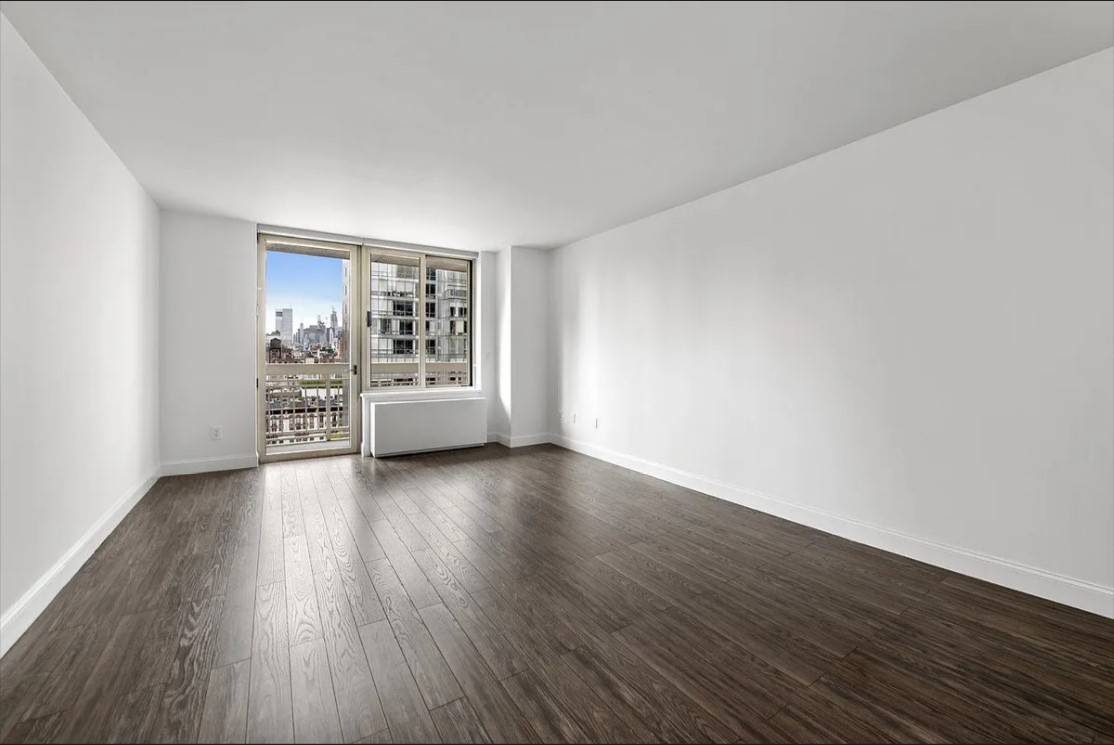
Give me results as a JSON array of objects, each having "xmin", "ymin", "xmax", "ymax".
[
  {"xmin": 425, "ymin": 257, "xmax": 471, "ymax": 387},
  {"xmin": 263, "ymin": 372, "xmax": 349, "ymax": 450},
  {"xmin": 369, "ymin": 252, "xmax": 420, "ymax": 387},
  {"xmin": 264, "ymin": 250, "xmax": 350, "ymax": 364}
]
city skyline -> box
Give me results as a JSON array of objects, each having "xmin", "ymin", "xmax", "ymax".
[{"xmin": 265, "ymin": 250, "xmax": 347, "ymax": 335}]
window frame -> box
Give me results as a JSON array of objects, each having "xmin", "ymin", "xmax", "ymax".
[
  {"xmin": 256, "ymin": 233, "xmax": 363, "ymax": 462},
  {"xmin": 363, "ymin": 245, "xmax": 474, "ymax": 394}
]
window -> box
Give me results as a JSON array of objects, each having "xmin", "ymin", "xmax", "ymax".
[{"xmin": 368, "ymin": 250, "xmax": 472, "ymax": 389}]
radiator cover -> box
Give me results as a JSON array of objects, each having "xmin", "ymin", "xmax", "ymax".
[{"xmin": 363, "ymin": 396, "xmax": 486, "ymax": 457}]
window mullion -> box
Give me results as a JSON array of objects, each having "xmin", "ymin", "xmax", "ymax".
[{"xmin": 418, "ymin": 253, "xmax": 427, "ymax": 388}]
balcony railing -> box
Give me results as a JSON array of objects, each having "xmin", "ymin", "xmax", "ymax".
[{"xmin": 264, "ymin": 372, "xmax": 349, "ymax": 449}]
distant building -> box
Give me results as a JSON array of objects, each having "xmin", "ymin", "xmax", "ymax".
[
  {"xmin": 341, "ymin": 263, "xmax": 350, "ymax": 359},
  {"xmin": 302, "ymin": 320, "xmax": 329, "ymax": 349},
  {"xmin": 267, "ymin": 335, "xmax": 297, "ymax": 363},
  {"xmin": 275, "ymin": 308, "xmax": 293, "ymax": 346}
]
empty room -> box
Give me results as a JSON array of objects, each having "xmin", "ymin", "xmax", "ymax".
[{"xmin": 1, "ymin": 1, "xmax": 1112, "ymax": 743}]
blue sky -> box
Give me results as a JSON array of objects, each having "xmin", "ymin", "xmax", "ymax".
[{"xmin": 265, "ymin": 251, "xmax": 345, "ymax": 333}]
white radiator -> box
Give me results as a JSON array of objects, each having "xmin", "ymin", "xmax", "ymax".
[{"xmin": 362, "ymin": 396, "xmax": 487, "ymax": 457}]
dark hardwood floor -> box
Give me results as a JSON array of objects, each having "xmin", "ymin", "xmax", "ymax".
[{"xmin": 2, "ymin": 444, "xmax": 1112, "ymax": 743}]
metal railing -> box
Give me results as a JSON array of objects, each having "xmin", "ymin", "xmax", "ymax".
[{"xmin": 264, "ymin": 372, "xmax": 349, "ymax": 448}]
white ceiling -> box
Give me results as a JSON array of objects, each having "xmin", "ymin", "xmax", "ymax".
[{"xmin": 2, "ymin": 2, "xmax": 1111, "ymax": 251}]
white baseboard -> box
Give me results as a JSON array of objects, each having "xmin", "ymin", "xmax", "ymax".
[
  {"xmin": 161, "ymin": 453, "xmax": 258, "ymax": 476},
  {"xmin": 550, "ymin": 433, "xmax": 1114, "ymax": 619},
  {"xmin": 0, "ymin": 470, "xmax": 160, "ymax": 658},
  {"xmin": 508, "ymin": 433, "xmax": 551, "ymax": 448},
  {"xmin": 487, "ymin": 432, "xmax": 549, "ymax": 448}
]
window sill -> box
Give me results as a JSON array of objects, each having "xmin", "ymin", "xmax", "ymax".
[{"xmin": 360, "ymin": 386, "xmax": 484, "ymax": 403}]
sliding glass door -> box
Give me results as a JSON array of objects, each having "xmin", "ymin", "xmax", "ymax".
[
  {"xmin": 257, "ymin": 232, "xmax": 475, "ymax": 461},
  {"xmin": 257, "ymin": 235, "xmax": 360, "ymax": 461}
]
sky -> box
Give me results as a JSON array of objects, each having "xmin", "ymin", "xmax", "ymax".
[{"xmin": 265, "ymin": 251, "xmax": 346, "ymax": 334}]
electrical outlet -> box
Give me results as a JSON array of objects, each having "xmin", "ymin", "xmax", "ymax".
[{"xmin": 210, "ymin": 425, "xmax": 223, "ymax": 440}]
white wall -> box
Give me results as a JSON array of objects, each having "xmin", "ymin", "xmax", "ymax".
[
  {"xmin": 549, "ymin": 49, "xmax": 1114, "ymax": 617},
  {"xmin": 0, "ymin": 14, "xmax": 161, "ymax": 652},
  {"xmin": 509, "ymin": 246, "xmax": 550, "ymax": 442},
  {"xmin": 490, "ymin": 248, "xmax": 512, "ymax": 439},
  {"xmin": 159, "ymin": 211, "xmax": 258, "ymax": 474},
  {"xmin": 487, "ymin": 246, "xmax": 550, "ymax": 446}
]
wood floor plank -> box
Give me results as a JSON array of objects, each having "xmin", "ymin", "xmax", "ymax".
[
  {"xmin": 300, "ymin": 466, "xmax": 336, "ymax": 575},
  {"xmin": 527, "ymin": 650, "xmax": 655, "ymax": 743},
  {"xmin": 280, "ymin": 467, "xmax": 305, "ymax": 540},
  {"xmin": 337, "ymin": 494, "xmax": 390, "ymax": 564},
  {"xmin": 835, "ymin": 639, "xmax": 1100, "ymax": 741},
  {"xmin": 469, "ymin": 586, "xmax": 567, "ymax": 668},
  {"xmin": 214, "ymin": 478, "xmax": 263, "ymax": 667},
  {"xmin": 0, "ymin": 672, "xmax": 49, "ymax": 742},
  {"xmin": 315, "ymin": 470, "xmax": 387, "ymax": 626},
  {"xmin": 198, "ymin": 659, "xmax": 251, "ymax": 744},
  {"xmin": 359, "ymin": 619, "xmax": 442, "ymax": 744},
  {"xmin": 353, "ymin": 728, "xmax": 395, "ymax": 744},
  {"xmin": 763, "ymin": 686, "xmax": 895, "ymax": 744},
  {"xmin": 247, "ymin": 582, "xmax": 293, "ymax": 744},
  {"xmin": 451, "ymin": 532, "xmax": 526, "ymax": 589},
  {"xmin": 1, "ymin": 710, "xmax": 66, "ymax": 744},
  {"xmin": 406, "ymin": 510, "xmax": 490, "ymax": 594},
  {"xmin": 208, "ymin": 469, "xmax": 258, "ymax": 599},
  {"xmin": 582, "ymin": 554, "xmax": 673, "ymax": 613},
  {"xmin": 366, "ymin": 558, "xmax": 463, "ymax": 710},
  {"xmin": 327, "ymin": 466, "xmax": 389, "ymax": 549},
  {"xmin": 519, "ymin": 568, "xmax": 615, "ymax": 649},
  {"xmin": 418, "ymin": 603, "xmax": 539, "ymax": 743},
  {"xmin": 257, "ymin": 470, "xmax": 286, "ymax": 587},
  {"xmin": 808, "ymin": 663, "xmax": 981, "ymax": 743},
  {"xmin": 60, "ymin": 611, "xmax": 160, "ymax": 743},
  {"xmin": 613, "ymin": 619, "xmax": 774, "ymax": 739},
  {"xmin": 530, "ymin": 562, "xmax": 638, "ymax": 632},
  {"xmin": 728, "ymin": 563, "xmax": 884, "ymax": 655},
  {"xmin": 338, "ymin": 542, "xmax": 388, "ymax": 628},
  {"xmin": 563, "ymin": 641, "xmax": 736, "ymax": 744},
  {"xmin": 101, "ymin": 682, "xmax": 164, "ymax": 743},
  {"xmin": 0, "ymin": 616, "xmax": 84, "ymax": 684},
  {"xmin": 284, "ymin": 533, "xmax": 325, "ymax": 646},
  {"xmin": 470, "ymin": 577, "xmax": 588, "ymax": 657},
  {"xmin": 370, "ymin": 520, "xmax": 441, "ymax": 609},
  {"xmin": 596, "ymin": 545, "xmax": 706, "ymax": 604},
  {"xmin": 888, "ymin": 606, "xmax": 1114, "ymax": 734},
  {"xmin": 671, "ymin": 589, "xmax": 834, "ymax": 687},
  {"xmin": 9, "ymin": 622, "xmax": 106, "ymax": 722},
  {"xmin": 289, "ymin": 638, "xmax": 343, "ymax": 744},
  {"xmin": 313, "ymin": 556, "xmax": 387, "ymax": 742},
  {"xmin": 146, "ymin": 595, "xmax": 227, "ymax": 742},
  {"xmin": 430, "ymin": 697, "xmax": 492, "ymax": 744},
  {"xmin": 501, "ymin": 668, "xmax": 588, "ymax": 743},
  {"xmin": 408, "ymin": 543, "xmax": 525, "ymax": 680}
]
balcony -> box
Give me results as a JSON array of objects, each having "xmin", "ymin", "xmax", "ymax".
[{"xmin": 264, "ymin": 372, "xmax": 350, "ymax": 452}]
